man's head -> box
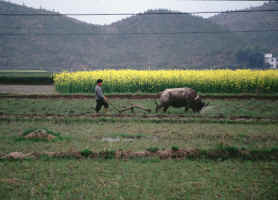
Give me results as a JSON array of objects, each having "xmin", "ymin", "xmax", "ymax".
[{"xmin": 97, "ymin": 79, "xmax": 103, "ymax": 86}]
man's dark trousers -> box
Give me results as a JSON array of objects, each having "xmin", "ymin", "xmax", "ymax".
[{"xmin": 96, "ymin": 99, "xmax": 109, "ymax": 113}]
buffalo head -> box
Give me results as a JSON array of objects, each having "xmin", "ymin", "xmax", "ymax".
[{"xmin": 192, "ymin": 95, "xmax": 209, "ymax": 112}]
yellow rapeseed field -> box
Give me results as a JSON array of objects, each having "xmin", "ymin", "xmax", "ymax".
[{"xmin": 54, "ymin": 70, "xmax": 278, "ymax": 93}]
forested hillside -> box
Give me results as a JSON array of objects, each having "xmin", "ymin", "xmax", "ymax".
[
  {"xmin": 1, "ymin": 1, "xmax": 277, "ymax": 71},
  {"xmin": 210, "ymin": 2, "xmax": 278, "ymax": 56}
]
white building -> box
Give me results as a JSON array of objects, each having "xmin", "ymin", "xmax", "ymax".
[{"xmin": 264, "ymin": 53, "xmax": 277, "ymax": 69}]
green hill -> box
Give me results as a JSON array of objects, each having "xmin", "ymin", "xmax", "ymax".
[
  {"xmin": 210, "ymin": 2, "xmax": 278, "ymax": 57},
  {"xmin": 0, "ymin": 1, "xmax": 251, "ymax": 71},
  {"xmin": 0, "ymin": 1, "xmax": 102, "ymax": 71},
  {"xmin": 101, "ymin": 9, "xmax": 243, "ymax": 68}
]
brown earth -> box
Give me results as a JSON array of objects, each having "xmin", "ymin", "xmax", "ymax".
[
  {"xmin": 23, "ymin": 129, "xmax": 56, "ymax": 141},
  {"xmin": 0, "ymin": 149, "xmax": 277, "ymax": 160},
  {"xmin": 1, "ymin": 152, "xmax": 35, "ymax": 160},
  {"xmin": 0, "ymin": 113, "xmax": 277, "ymax": 122},
  {"xmin": 1, "ymin": 94, "xmax": 278, "ymax": 100},
  {"xmin": 0, "ymin": 85, "xmax": 57, "ymax": 95},
  {"xmin": 0, "ymin": 85, "xmax": 278, "ymax": 100}
]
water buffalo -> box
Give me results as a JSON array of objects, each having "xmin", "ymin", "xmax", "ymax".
[{"xmin": 155, "ymin": 88, "xmax": 207, "ymax": 113}]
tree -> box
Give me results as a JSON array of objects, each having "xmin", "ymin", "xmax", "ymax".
[
  {"xmin": 236, "ymin": 47, "xmax": 265, "ymax": 68},
  {"xmin": 249, "ymin": 52, "xmax": 264, "ymax": 68}
]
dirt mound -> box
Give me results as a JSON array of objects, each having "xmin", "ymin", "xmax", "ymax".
[{"xmin": 23, "ymin": 129, "xmax": 57, "ymax": 141}]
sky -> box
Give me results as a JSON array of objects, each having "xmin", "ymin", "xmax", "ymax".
[{"xmin": 6, "ymin": 0, "xmax": 266, "ymax": 25}]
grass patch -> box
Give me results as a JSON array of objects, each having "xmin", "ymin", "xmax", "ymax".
[
  {"xmin": 99, "ymin": 149, "xmax": 116, "ymax": 159},
  {"xmin": 146, "ymin": 147, "xmax": 160, "ymax": 153},
  {"xmin": 171, "ymin": 145, "xmax": 179, "ymax": 152},
  {"xmin": 216, "ymin": 143, "xmax": 240, "ymax": 153},
  {"xmin": 80, "ymin": 149, "xmax": 94, "ymax": 158},
  {"xmin": 0, "ymin": 159, "xmax": 277, "ymax": 199}
]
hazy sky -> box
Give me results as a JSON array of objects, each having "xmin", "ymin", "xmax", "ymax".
[{"xmin": 7, "ymin": 0, "xmax": 266, "ymax": 25}]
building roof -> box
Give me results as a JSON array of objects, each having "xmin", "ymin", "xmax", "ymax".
[{"xmin": 265, "ymin": 53, "xmax": 273, "ymax": 58}]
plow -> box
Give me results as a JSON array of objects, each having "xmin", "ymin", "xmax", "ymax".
[{"xmin": 108, "ymin": 101, "xmax": 152, "ymax": 114}]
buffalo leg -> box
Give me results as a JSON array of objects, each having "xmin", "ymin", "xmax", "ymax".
[
  {"xmin": 156, "ymin": 104, "xmax": 162, "ymax": 112},
  {"xmin": 163, "ymin": 106, "xmax": 169, "ymax": 112}
]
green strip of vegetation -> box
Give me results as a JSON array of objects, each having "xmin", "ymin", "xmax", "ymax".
[{"xmin": 0, "ymin": 71, "xmax": 54, "ymax": 84}]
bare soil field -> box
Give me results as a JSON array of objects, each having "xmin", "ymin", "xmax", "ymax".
[
  {"xmin": 0, "ymin": 85, "xmax": 57, "ymax": 95},
  {"xmin": 1, "ymin": 98, "xmax": 278, "ymax": 120},
  {"xmin": 1, "ymin": 85, "xmax": 278, "ymax": 100},
  {"xmin": 2, "ymin": 93, "xmax": 278, "ymax": 100}
]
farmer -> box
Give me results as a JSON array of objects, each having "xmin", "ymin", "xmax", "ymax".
[{"xmin": 95, "ymin": 79, "xmax": 109, "ymax": 113}]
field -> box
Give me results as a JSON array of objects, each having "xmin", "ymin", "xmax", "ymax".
[
  {"xmin": 0, "ymin": 93, "xmax": 278, "ymax": 199},
  {"xmin": 54, "ymin": 70, "xmax": 278, "ymax": 93},
  {"xmin": 1, "ymin": 98, "xmax": 278, "ymax": 119},
  {"xmin": 0, "ymin": 117, "xmax": 278, "ymax": 199},
  {"xmin": 1, "ymin": 120, "xmax": 278, "ymax": 153},
  {"xmin": 1, "ymin": 68, "xmax": 278, "ymax": 199},
  {"xmin": 0, "ymin": 85, "xmax": 56, "ymax": 95},
  {"xmin": 1, "ymin": 159, "xmax": 278, "ymax": 200}
]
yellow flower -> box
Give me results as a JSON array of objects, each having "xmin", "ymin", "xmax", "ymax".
[{"xmin": 54, "ymin": 69, "xmax": 278, "ymax": 93}]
